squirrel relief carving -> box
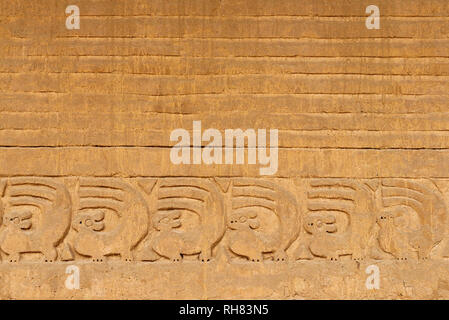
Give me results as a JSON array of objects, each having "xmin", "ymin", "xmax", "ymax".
[
  {"xmin": 136, "ymin": 178, "xmax": 226, "ymax": 262},
  {"xmin": 71, "ymin": 178, "xmax": 149, "ymax": 262},
  {"xmin": 0, "ymin": 178, "xmax": 71, "ymax": 262},
  {"xmin": 376, "ymin": 179, "xmax": 449, "ymax": 260},
  {"xmin": 225, "ymin": 179, "xmax": 300, "ymax": 262},
  {"xmin": 299, "ymin": 179, "xmax": 377, "ymax": 261},
  {"xmin": 0, "ymin": 176, "xmax": 448, "ymax": 265}
]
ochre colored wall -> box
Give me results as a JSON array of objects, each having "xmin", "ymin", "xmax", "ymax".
[{"xmin": 1, "ymin": 0, "xmax": 449, "ymax": 299}]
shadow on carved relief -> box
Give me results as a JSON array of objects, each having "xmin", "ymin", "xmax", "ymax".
[
  {"xmin": 135, "ymin": 178, "xmax": 226, "ymax": 262},
  {"xmin": 375, "ymin": 179, "xmax": 449, "ymax": 261},
  {"xmin": 1, "ymin": 176, "xmax": 449, "ymax": 264},
  {"xmin": 0, "ymin": 177, "xmax": 71, "ymax": 262},
  {"xmin": 294, "ymin": 179, "xmax": 377, "ymax": 261},
  {"xmin": 294, "ymin": 178, "xmax": 449, "ymax": 262},
  {"xmin": 68, "ymin": 178, "xmax": 149, "ymax": 262},
  {"xmin": 219, "ymin": 178, "xmax": 300, "ymax": 263}
]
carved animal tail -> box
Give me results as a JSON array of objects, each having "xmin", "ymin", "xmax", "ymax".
[
  {"xmin": 77, "ymin": 178, "xmax": 149, "ymax": 248},
  {"xmin": 202, "ymin": 180, "xmax": 227, "ymax": 247},
  {"xmin": 275, "ymin": 185, "xmax": 300, "ymax": 251},
  {"xmin": 5, "ymin": 177, "xmax": 72, "ymax": 246}
]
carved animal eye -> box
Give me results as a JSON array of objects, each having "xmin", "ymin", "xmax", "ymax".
[
  {"xmin": 12, "ymin": 217, "xmax": 19, "ymax": 224},
  {"xmin": 239, "ymin": 216, "xmax": 247, "ymax": 223},
  {"xmin": 85, "ymin": 219, "xmax": 93, "ymax": 227}
]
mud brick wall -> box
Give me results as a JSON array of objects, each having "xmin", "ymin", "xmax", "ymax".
[{"xmin": 1, "ymin": 0, "xmax": 449, "ymax": 299}]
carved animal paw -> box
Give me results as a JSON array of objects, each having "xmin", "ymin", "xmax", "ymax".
[
  {"xmin": 8, "ymin": 254, "xmax": 20, "ymax": 263},
  {"xmin": 92, "ymin": 257, "xmax": 104, "ymax": 262},
  {"xmin": 351, "ymin": 253, "xmax": 364, "ymax": 261},
  {"xmin": 171, "ymin": 256, "xmax": 182, "ymax": 263},
  {"xmin": 396, "ymin": 256, "xmax": 408, "ymax": 261},
  {"xmin": 249, "ymin": 255, "xmax": 263, "ymax": 262},
  {"xmin": 121, "ymin": 253, "xmax": 133, "ymax": 262},
  {"xmin": 273, "ymin": 250, "xmax": 288, "ymax": 262},
  {"xmin": 199, "ymin": 252, "xmax": 211, "ymax": 263}
]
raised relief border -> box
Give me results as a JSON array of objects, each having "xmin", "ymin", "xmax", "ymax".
[{"xmin": 0, "ymin": 177, "xmax": 448, "ymax": 263}]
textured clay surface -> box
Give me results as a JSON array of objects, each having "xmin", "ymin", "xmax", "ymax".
[{"xmin": 1, "ymin": 0, "xmax": 449, "ymax": 299}]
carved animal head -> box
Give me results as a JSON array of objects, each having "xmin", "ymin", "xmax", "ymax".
[
  {"xmin": 153, "ymin": 211, "xmax": 182, "ymax": 231},
  {"xmin": 2, "ymin": 210, "xmax": 32, "ymax": 230},
  {"xmin": 377, "ymin": 213, "xmax": 390, "ymax": 225},
  {"xmin": 376, "ymin": 210, "xmax": 401, "ymax": 227},
  {"xmin": 227, "ymin": 210, "xmax": 260, "ymax": 231},
  {"xmin": 303, "ymin": 214, "xmax": 337, "ymax": 235},
  {"xmin": 72, "ymin": 210, "xmax": 105, "ymax": 232}
]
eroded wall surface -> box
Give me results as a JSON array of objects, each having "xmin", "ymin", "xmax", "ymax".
[{"xmin": 1, "ymin": 0, "xmax": 449, "ymax": 299}]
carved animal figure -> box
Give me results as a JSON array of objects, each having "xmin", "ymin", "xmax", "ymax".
[
  {"xmin": 137, "ymin": 178, "xmax": 225, "ymax": 262},
  {"xmin": 377, "ymin": 179, "xmax": 448, "ymax": 260},
  {"xmin": 226, "ymin": 179, "xmax": 300, "ymax": 262},
  {"xmin": 0, "ymin": 178, "xmax": 71, "ymax": 262},
  {"xmin": 376, "ymin": 211, "xmax": 431, "ymax": 260},
  {"xmin": 149, "ymin": 210, "xmax": 220, "ymax": 262},
  {"xmin": 227, "ymin": 210, "xmax": 268, "ymax": 262},
  {"xmin": 301, "ymin": 179, "xmax": 377, "ymax": 261},
  {"xmin": 72, "ymin": 178, "xmax": 149, "ymax": 262},
  {"xmin": 303, "ymin": 213, "xmax": 353, "ymax": 260}
]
